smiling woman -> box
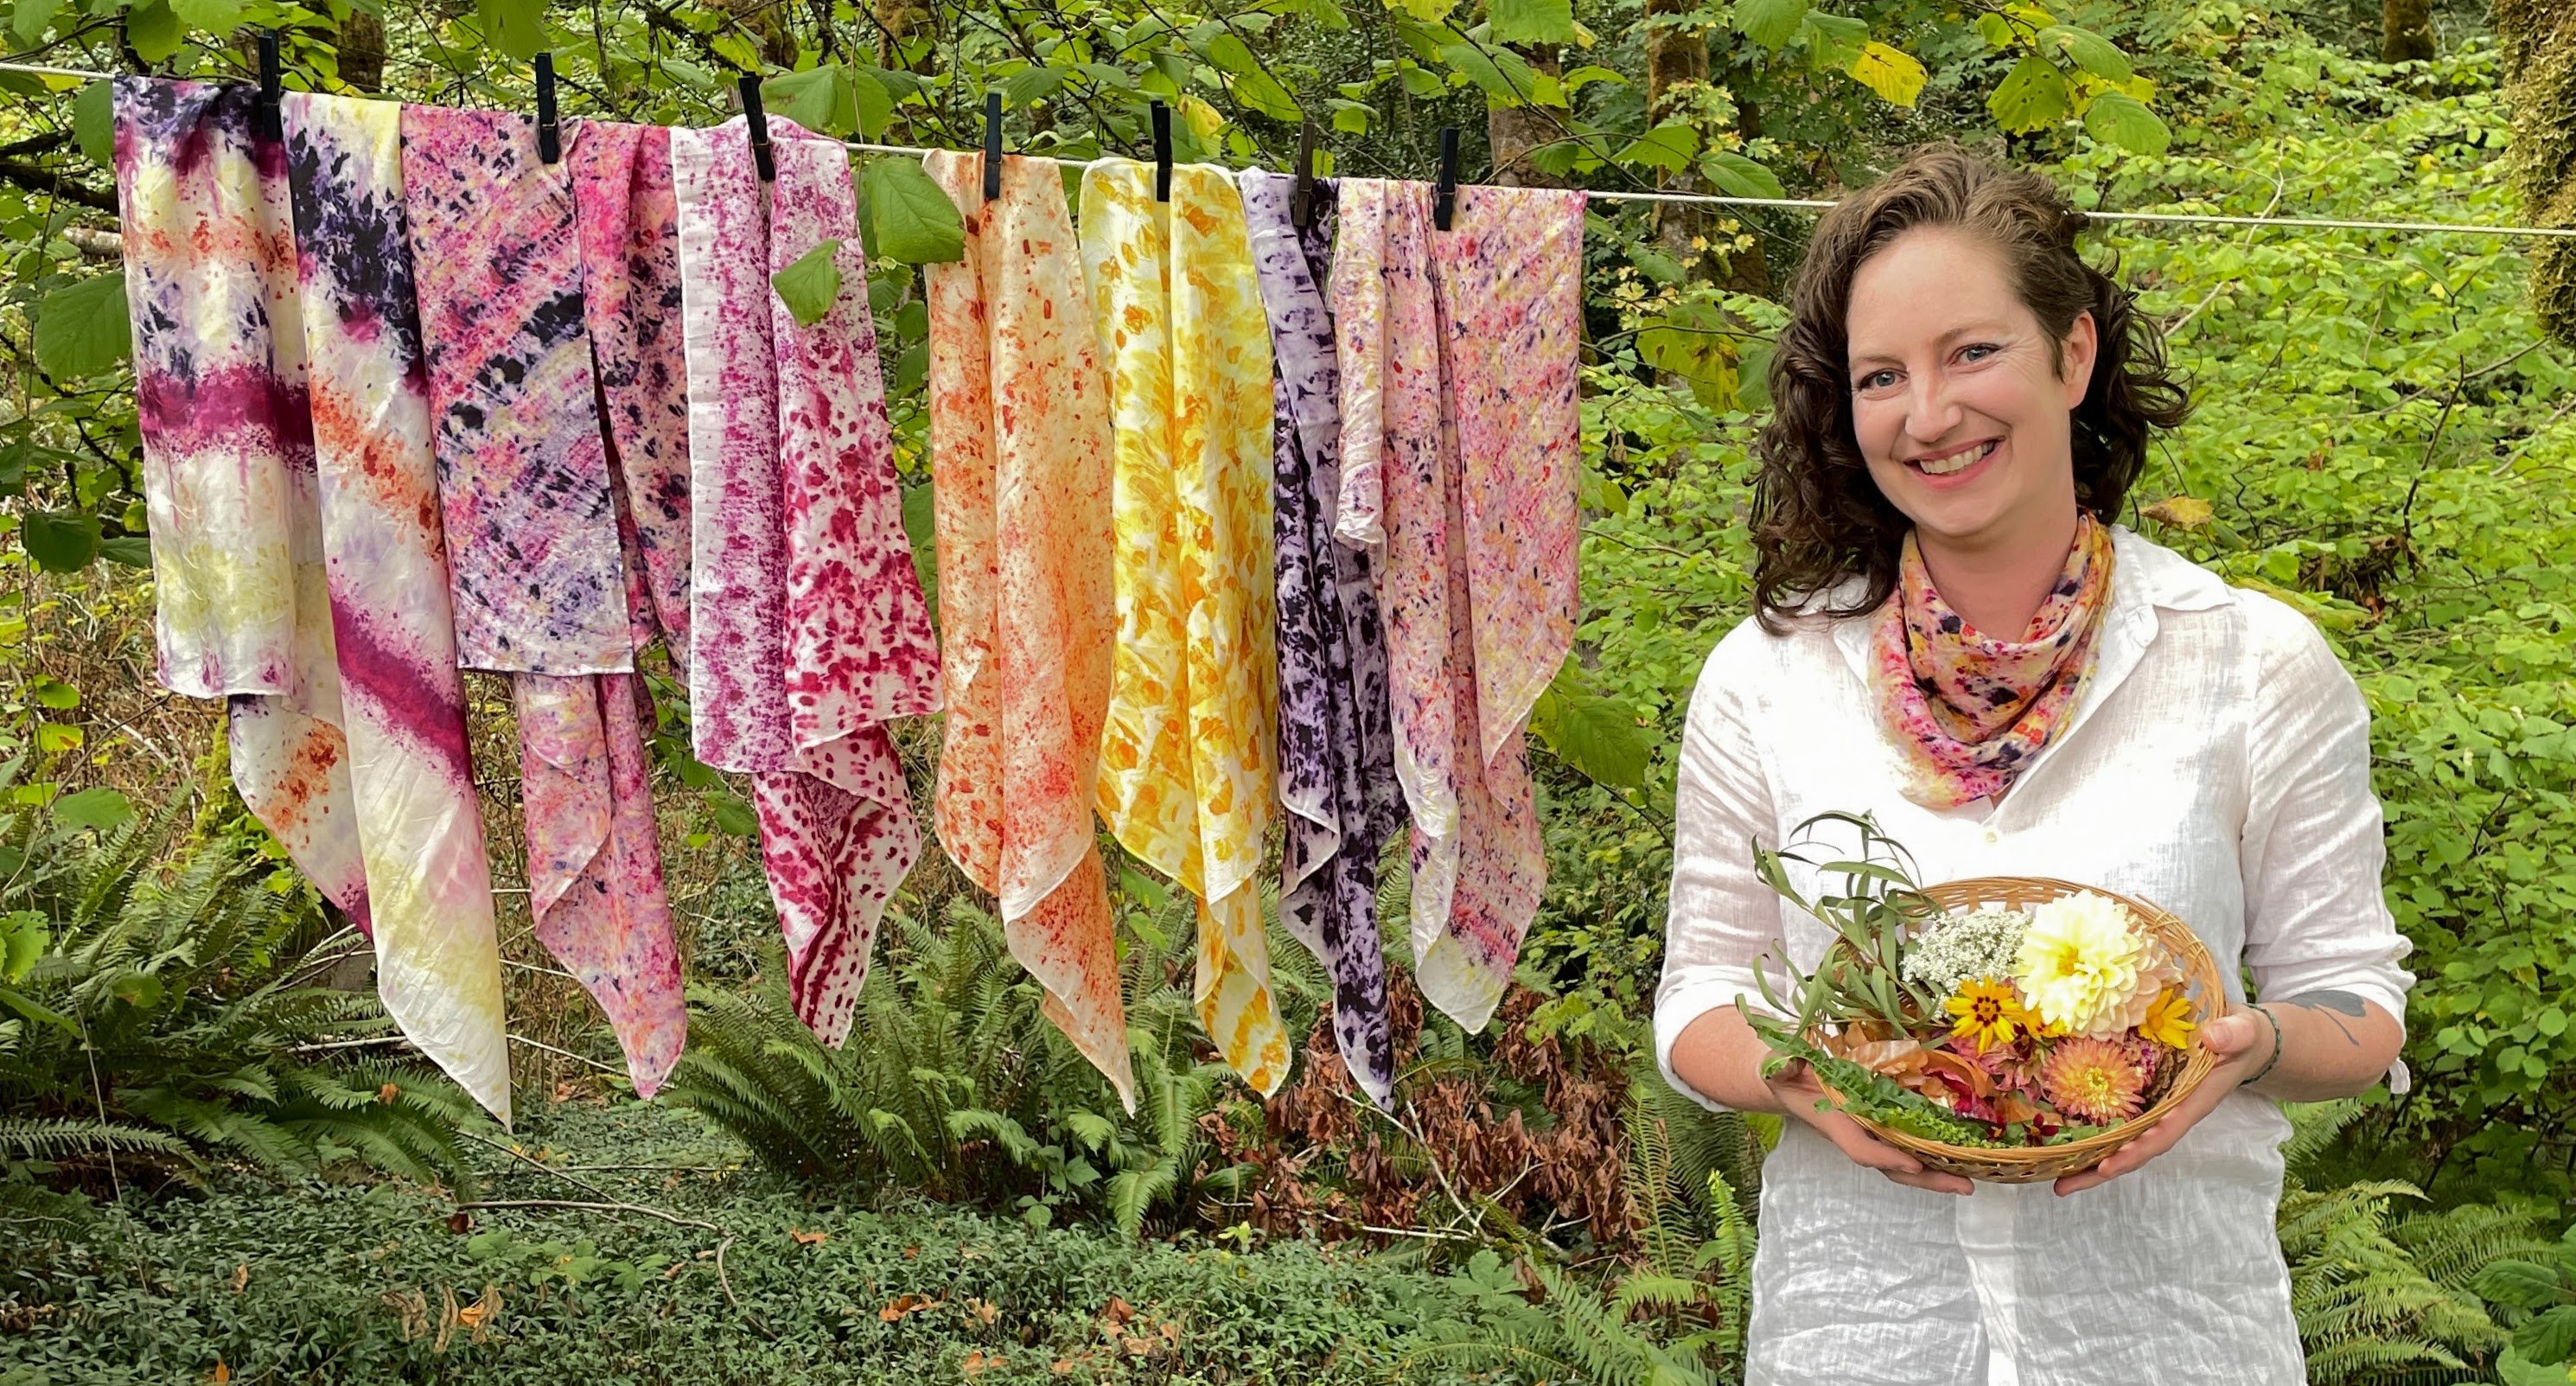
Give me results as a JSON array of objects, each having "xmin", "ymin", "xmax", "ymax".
[{"xmin": 1654, "ymin": 144, "xmax": 2417, "ymax": 1385}]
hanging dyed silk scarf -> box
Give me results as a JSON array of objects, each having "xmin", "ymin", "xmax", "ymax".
[
  {"xmin": 1240, "ymin": 170, "xmax": 1403, "ymax": 1107},
  {"xmin": 673, "ymin": 117, "xmax": 940, "ymax": 1045},
  {"xmin": 401, "ymin": 105, "xmax": 685, "ymax": 1096},
  {"xmin": 112, "ymin": 79, "xmax": 369, "ymax": 927},
  {"xmin": 1331, "ymin": 180, "xmax": 1584, "ymax": 1033},
  {"xmin": 1078, "ymin": 160, "xmax": 1290, "ymax": 1095},
  {"xmin": 272, "ymin": 91, "xmax": 512, "ymax": 1119},
  {"xmin": 921, "ymin": 150, "xmax": 1133, "ymax": 1110},
  {"xmin": 571, "ymin": 120, "xmax": 693, "ymax": 662}
]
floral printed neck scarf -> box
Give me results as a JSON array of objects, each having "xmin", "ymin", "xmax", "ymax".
[
  {"xmin": 1079, "ymin": 159, "xmax": 1291, "ymax": 1096},
  {"xmin": 673, "ymin": 117, "xmax": 940, "ymax": 1045},
  {"xmin": 1868, "ymin": 514, "xmax": 2116, "ymax": 809},
  {"xmin": 113, "ymin": 78, "xmax": 370, "ymax": 930},
  {"xmin": 402, "ymin": 104, "xmax": 684, "ymax": 1097},
  {"xmin": 922, "ymin": 151, "xmax": 1135, "ymax": 1110},
  {"xmin": 1331, "ymin": 179, "xmax": 1584, "ymax": 1034},
  {"xmin": 1240, "ymin": 169, "xmax": 1404, "ymax": 1108},
  {"xmin": 572, "ymin": 119, "xmax": 693, "ymax": 665}
]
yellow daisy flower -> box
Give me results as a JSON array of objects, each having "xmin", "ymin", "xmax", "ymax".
[
  {"xmin": 2139, "ymin": 986, "xmax": 2198, "ymax": 1050},
  {"xmin": 1942, "ymin": 977, "xmax": 2031, "ymax": 1053}
]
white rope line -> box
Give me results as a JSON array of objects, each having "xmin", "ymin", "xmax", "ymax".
[{"xmin": 6, "ymin": 58, "xmax": 2571, "ymax": 240}]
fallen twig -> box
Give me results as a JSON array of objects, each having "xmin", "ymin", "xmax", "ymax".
[{"xmin": 455, "ymin": 1198, "xmax": 723, "ymax": 1233}]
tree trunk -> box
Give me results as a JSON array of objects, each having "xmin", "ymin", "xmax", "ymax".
[
  {"xmin": 1646, "ymin": 0, "xmax": 1708, "ymax": 278},
  {"xmin": 2494, "ymin": 0, "xmax": 2576, "ymax": 345},
  {"xmin": 1485, "ymin": 43, "xmax": 1566, "ymax": 188},
  {"xmin": 2381, "ymin": 0, "xmax": 2435, "ymax": 63},
  {"xmin": 337, "ymin": 10, "xmax": 386, "ymax": 93}
]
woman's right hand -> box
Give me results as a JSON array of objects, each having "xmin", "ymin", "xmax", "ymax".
[{"xmin": 1765, "ymin": 1055, "xmax": 1976, "ymax": 1196}]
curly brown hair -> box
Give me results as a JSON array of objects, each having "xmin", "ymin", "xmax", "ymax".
[{"xmin": 1749, "ymin": 142, "xmax": 2191, "ymax": 631}]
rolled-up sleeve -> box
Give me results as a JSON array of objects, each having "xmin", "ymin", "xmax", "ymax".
[
  {"xmin": 1655, "ymin": 635, "xmax": 1785, "ymax": 1114},
  {"xmin": 2236, "ymin": 597, "xmax": 2415, "ymax": 1055}
]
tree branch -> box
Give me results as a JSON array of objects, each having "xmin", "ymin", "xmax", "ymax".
[{"xmin": 0, "ymin": 159, "xmax": 114, "ymax": 214}]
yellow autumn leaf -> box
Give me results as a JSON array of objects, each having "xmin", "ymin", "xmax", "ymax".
[
  {"xmin": 2142, "ymin": 495, "xmax": 2216, "ymax": 529},
  {"xmin": 1849, "ymin": 42, "xmax": 1929, "ymax": 107},
  {"xmin": 1177, "ymin": 95, "xmax": 1224, "ymax": 144}
]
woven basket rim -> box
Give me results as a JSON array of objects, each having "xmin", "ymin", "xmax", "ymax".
[{"xmin": 1807, "ymin": 875, "xmax": 2223, "ymax": 1172}]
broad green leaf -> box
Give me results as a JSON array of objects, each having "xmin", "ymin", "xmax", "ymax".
[
  {"xmin": 2515, "ymin": 1305, "xmax": 2576, "ymax": 1366},
  {"xmin": 2082, "ymin": 91, "xmax": 2170, "ymax": 154},
  {"xmin": 850, "ymin": 68, "xmax": 894, "ymax": 139},
  {"xmin": 73, "ymin": 79, "xmax": 112, "ymax": 166},
  {"xmin": 2501, "ymin": 1346, "xmax": 2576, "ymax": 1386},
  {"xmin": 22, "ymin": 511, "xmax": 100, "ymax": 572},
  {"xmin": 34, "ymin": 271, "xmax": 130, "ymax": 381},
  {"xmin": 1208, "ymin": 34, "xmax": 1300, "ymax": 120},
  {"xmin": 1987, "ymin": 53, "xmax": 2070, "ymax": 133},
  {"xmin": 763, "ymin": 65, "xmax": 847, "ymax": 135},
  {"xmin": 1847, "ymin": 42, "xmax": 1926, "ymax": 106},
  {"xmin": 124, "ymin": 0, "xmax": 183, "ymax": 65},
  {"xmin": 1699, "ymin": 150, "xmax": 1786, "ymax": 200},
  {"xmin": 31, "ymin": 680, "xmax": 74, "ymax": 711},
  {"xmin": 999, "ymin": 63, "xmax": 1068, "ymax": 111},
  {"xmin": 864, "ymin": 158, "xmax": 966, "ymax": 265},
  {"xmin": 2475, "ymin": 1259, "xmax": 2564, "ymax": 1311},
  {"xmin": 1381, "ymin": 0, "xmax": 1457, "ymax": 20},
  {"xmin": 0, "ymin": 911, "xmax": 43, "ymax": 984},
  {"xmin": 1733, "ymin": 0, "xmax": 1807, "ymax": 48},
  {"xmin": 707, "ymin": 790, "xmax": 757, "ymax": 837},
  {"xmin": 109, "ymin": 970, "xmax": 163, "ymax": 1009},
  {"xmin": 99, "ymin": 536, "xmax": 152, "ymax": 568},
  {"xmin": 1328, "ymin": 98, "xmax": 1374, "ymax": 135},
  {"xmin": 169, "ymin": 0, "xmax": 242, "ymax": 35},
  {"xmin": 1560, "ymin": 64, "xmax": 1628, "ymax": 92},
  {"xmin": 1614, "ymin": 122, "xmax": 1698, "ymax": 172},
  {"xmin": 53, "ymin": 786, "xmax": 131, "ymax": 832},
  {"xmin": 1798, "ymin": 11, "xmax": 1868, "ymax": 68},
  {"xmin": 1628, "ymin": 246, "xmax": 1687, "ymax": 284},
  {"xmin": 10, "ymin": 0, "xmax": 61, "ymax": 47},
  {"xmin": 1489, "ymin": 0, "xmax": 1576, "ymax": 46},
  {"xmin": 1976, "ymin": 12, "xmax": 2014, "ymax": 48},
  {"xmin": 2044, "ymin": 24, "xmax": 2133, "ymax": 81},
  {"xmin": 1532, "ymin": 685, "xmax": 1655, "ymax": 790},
  {"xmin": 771, "ymin": 238, "xmax": 844, "ymax": 329},
  {"xmin": 1440, "ymin": 41, "xmax": 1540, "ymax": 108},
  {"xmin": 476, "ymin": 0, "xmax": 545, "ymax": 61}
]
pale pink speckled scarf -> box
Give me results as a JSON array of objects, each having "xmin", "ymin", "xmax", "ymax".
[
  {"xmin": 673, "ymin": 118, "xmax": 940, "ymax": 1045},
  {"xmin": 402, "ymin": 105, "xmax": 685, "ymax": 1097}
]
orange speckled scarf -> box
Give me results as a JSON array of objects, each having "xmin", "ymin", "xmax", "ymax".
[{"xmin": 1868, "ymin": 514, "xmax": 2115, "ymax": 809}]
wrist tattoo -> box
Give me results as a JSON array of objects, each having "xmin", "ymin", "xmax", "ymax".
[{"xmin": 2278, "ymin": 990, "xmax": 2369, "ymax": 1047}]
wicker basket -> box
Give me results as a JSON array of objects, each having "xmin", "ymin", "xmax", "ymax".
[{"xmin": 1809, "ymin": 876, "xmax": 2224, "ymax": 1184}]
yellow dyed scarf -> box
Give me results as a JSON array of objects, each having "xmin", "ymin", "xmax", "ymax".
[{"xmin": 1078, "ymin": 160, "xmax": 1289, "ymax": 1095}]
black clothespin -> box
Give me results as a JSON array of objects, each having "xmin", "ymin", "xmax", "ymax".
[
  {"xmin": 1291, "ymin": 117, "xmax": 1319, "ymax": 230},
  {"xmin": 981, "ymin": 90, "xmax": 1003, "ymax": 202},
  {"xmin": 1433, "ymin": 125, "xmax": 1459, "ymax": 232},
  {"xmin": 253, "ymin": 29, "xmax": 283, "ymax": 140},
  {"xmin": 1150, "ymin": 100, "xmax": 1173, "ymax": 202},
  {"xmin": 533, "ymin": 53, "xmax": 561, "ymax": 163},
  {"xmin": 738, "ymin": 73, "xmax": 775, "ymax": 182}
]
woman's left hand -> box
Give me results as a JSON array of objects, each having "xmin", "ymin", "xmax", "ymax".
[{"xmin": 2051, "ymin": 1007, "xmax": 2275, "ymax": 1197}]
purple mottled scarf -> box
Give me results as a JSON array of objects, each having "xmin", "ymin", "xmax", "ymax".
[
  {"xmin": 1240, "ymin": 171, "xmax": 1404, "ymax": 1108},
  {"xmin": 672, "ymin": 117, "xmax": 940, "ymax": 1045},
  {"xmin": 401, "ymin": 104, "xmax": 684, "ymax": 1097}
]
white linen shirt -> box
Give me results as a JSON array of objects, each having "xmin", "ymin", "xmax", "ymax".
[{"xmin": 1654, "ymin": 526, "xmax": 2414, "ymax": 1386}]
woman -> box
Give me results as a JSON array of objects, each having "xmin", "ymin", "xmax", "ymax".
[{"xmin": 1654, "ymin": 144, "xmax": 2414, "ymax": 1384}]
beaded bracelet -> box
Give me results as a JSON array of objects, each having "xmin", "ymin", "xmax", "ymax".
[{"xmin": 2245, "ymin": 1003, "xmax": 2286, "ymax": 1088}]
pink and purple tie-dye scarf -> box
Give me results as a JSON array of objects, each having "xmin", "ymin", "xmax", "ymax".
[
  {"xmin": 1240, "ymin": 170, "xmax": 1404, "ymax": 1108},
  {"xmin": 401, "ymin": 104, "xmax": 685, "ymax": 1097},
  {"xmin": 672, "ymin": 118, "xmax": 940, "ymax": 1045},
  {"xmin": 1332, "ymin": 179, "xmax": 1584, "ymax": 1034}
]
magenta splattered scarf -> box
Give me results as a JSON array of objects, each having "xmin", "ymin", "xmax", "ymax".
[
  {"xmin": 1868, "ymin": 514, "xmax": 2116, "ymax": 809},
  {"xmin": 672, "ymin": 117, "xmax": 940, "ymax": 1045},
  {"xmin": 401, "ymin": 104, "xmax": 685, "ymax": 1098},
  {"xmin": 1332, "ymin": 178, "xmax": 1584, "ymax": 1034}
]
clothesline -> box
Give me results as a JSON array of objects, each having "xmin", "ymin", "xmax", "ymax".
[{"xmin": 8, "ymin": 56, "xmax": 2573, "ymax": 240}]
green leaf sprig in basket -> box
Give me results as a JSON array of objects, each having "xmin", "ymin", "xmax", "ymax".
[{"xmin": 1741, "ymin": 812, "xmax": 2207, "ymax": 1160}]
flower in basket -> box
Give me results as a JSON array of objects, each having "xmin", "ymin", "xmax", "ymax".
[
  {"xmin": 2012, "ymin": 891, "xmax": 2158, "ymax": 1038},
  {"xmin": 1740, "ymin": 811, "xmax": 2210, "ymax": 1168}
]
